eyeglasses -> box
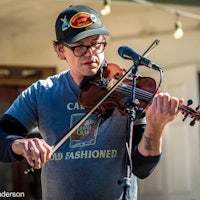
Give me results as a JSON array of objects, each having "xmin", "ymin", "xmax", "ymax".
[{"xmin": 63, "ymin": 42, "xmax": 107, "ymax": 57}]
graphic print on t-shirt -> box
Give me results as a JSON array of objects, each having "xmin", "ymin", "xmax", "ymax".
[{"xmin": 70, "ymin": 113, "xmax": 100, "ymax": 148}]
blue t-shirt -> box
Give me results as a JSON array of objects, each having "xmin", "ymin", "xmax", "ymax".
[{"xmin": 4, "ymin": 70, "xmax": 157, "ymax": 200}]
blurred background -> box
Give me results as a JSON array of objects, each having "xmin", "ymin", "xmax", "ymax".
[{"xmin": 0, "ymin": 0, "xmax": 199, "ymax": 199}]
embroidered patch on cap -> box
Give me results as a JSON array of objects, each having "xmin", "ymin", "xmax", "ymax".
[
  {"xmin": 60, "ymin": 15, "xmax": 69, "ymax": 31},
  {"xmin": 70, "ymin": 12, "xmax": 97, "ymax": 29}
]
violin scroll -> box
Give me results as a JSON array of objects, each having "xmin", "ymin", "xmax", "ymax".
[{"xmin": 180, "ymin": 100, "xmax": 200, "ymax": 126}]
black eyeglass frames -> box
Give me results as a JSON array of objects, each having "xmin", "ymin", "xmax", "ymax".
[{"xmin": 63, "ymin": 42, "xmax": 107, "ymax": 57}]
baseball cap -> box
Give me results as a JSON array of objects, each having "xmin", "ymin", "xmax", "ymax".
[{"xmin": 55, "ymin": 5, "xmax": 109, "ymax": 44}]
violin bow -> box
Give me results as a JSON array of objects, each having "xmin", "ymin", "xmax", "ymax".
[
  {"xmin": 24, "ymin": 39, "xmax": 161, "ymax": 174},
  {"xmin": 26, "ymin": 39, "xmax": 199, "ymax": 174},
  {"xmin": 24, "ymin": 39, "xmax": 164, "ymax": 174}
]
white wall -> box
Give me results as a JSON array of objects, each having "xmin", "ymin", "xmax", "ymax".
[{"xmin": 0, "ymin": 1, "xmax": 199, "ymax": 72}]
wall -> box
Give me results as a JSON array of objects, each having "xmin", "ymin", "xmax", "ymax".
[{"xmin": 0, "ymin": 1, "xmax": 199, "ymax": 72}]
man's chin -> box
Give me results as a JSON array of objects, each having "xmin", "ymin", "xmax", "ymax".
[{"xmin": 84, "ymin": 68, "xmax": 99, "ymax": 77}]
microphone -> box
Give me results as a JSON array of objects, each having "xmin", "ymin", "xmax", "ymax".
[{"xmin": 118, "ymin": 46, "xmax": 162, "ymax": 71}]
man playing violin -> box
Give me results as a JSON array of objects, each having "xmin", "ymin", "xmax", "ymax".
[{"xmin": 0, "ymin": 5, "xmax": 183, "ymax": 200}]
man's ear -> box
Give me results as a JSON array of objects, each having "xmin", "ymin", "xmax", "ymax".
[{"xmin": 54, "ymin": 44, "xmax": 66, "ymax": 60}]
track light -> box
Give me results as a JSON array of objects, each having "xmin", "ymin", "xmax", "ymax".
[
  {"xmin": 101, "ymin": 0, "xmax": 111, "ymax": 16},
  {"xmin": 173, "ymin": 14, "xmax": 184, "ymax": 39}
]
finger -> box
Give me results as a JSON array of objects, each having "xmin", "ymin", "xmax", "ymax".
[
  {"xmin": 153, "ymin": 93, "xmax": 164, "ymax": 112},
  {"xmin": 170, "ymin": 96, "xmax": 179, "ymax": 114},
  {"xmin": 35, "ymin": 143, "xmax": 48, "ymax": 165},
  {"xmin": 23, "ymin": 143, "xmax": 36, "ymax": 167},
  {"xmin": 32, "ymin": 138, "xmax": 52, "ymax": 166},
  {"xmin": 162, "ymin": 93, "xmax": 171, "ymax": 110},
  {"xmin": 179, "ymin": 98, "xmax": 184, "ymax": 104},
  {"xmin": 28, "ymin": 141, "xmax": 42, "ymax": 169},
  {"xmin": 31, "ymin": 138, "xmax": 46, "ymax": 164},
  {"xmin": 171, "ymin": 97, "xmax": 182, "ymax": 117},
  {"xmin": 41, "ymin": 139, "xmax": 52, "ymax": 155}
]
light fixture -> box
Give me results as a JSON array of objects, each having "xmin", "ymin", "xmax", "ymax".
[
  {"xmin": 173, "ymin": 14, "xmax": 184, "ymax": 39},
  {"xmin": 101, "ymin": 0, "xmax": 111, "ymax": 16}
]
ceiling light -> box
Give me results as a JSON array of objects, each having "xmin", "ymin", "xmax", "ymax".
[
  {"xmin": 101, "ymin": 0, "xmax": 111, "ymax": 16},
  {"xmin": 173, "ymin": 14, "xmax": 184, "ymax": 39}
]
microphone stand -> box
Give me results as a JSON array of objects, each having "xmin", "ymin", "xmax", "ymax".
[
  {"xmin": 122, "ymin": 60, "xmax": 140, "ymax": 200},
  {"xmin": 121, "ymin": 39, "xmax": 161, "ymax": 199}
]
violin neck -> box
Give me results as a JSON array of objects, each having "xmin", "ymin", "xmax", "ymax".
[{"xmin": 178, "ymin": 103, "xmax": 197, "ymax": 120}]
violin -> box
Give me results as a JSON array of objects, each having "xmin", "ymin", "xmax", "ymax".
[
  {"xmin": 79, "ymin": 63, "xmax": 200, "ymax": 125},
  {"xmin": 24, "ymin": 62, "xmax": 200, "ymax": 175}
]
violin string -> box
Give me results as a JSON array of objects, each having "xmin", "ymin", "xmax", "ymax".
[
  {"xmin": 117, "ymin": 84, "xmax": 152, "ymax": 100},
  {"xmin": 125, "ymin": 87, "xmax": 152, "ymax": 101},
  {"xmin": 116, "ymin": 83, "xmax": 153, "ymax": 101}
]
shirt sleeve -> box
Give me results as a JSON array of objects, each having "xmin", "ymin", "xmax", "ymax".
[
  {"xmin": 132, "ymin": 147, "xmax": 161, "ymax": 179},
  {"xmin": 132, "ymin": 122, "xmax": 162, "ymax": 179},
  {"xmin": 5, "ymin": 83, "xmax": 39, "ymax": 131},
  {"xmin": 0, "ymin": 114, "xmax": 28, "ymax": 162}
]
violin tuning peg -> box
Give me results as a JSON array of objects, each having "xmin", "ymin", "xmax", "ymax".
[
  {"xmin": 195, "ymin": 103, "xmax": 200, "ymax": 111},
  {"xmin": 187, "ymin": 99, "xmax": 193, "ymax": 106},
  {"xmin": 182, "ymin": 114, "xmax": 188, "ymax": 122},
  {"xmin": 190, "ymin": 119, "xmax": 196, "ymax": 126},
  {"xmin": 182, "ymin": 100, "xmax": 193, "ymax": 122}
]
